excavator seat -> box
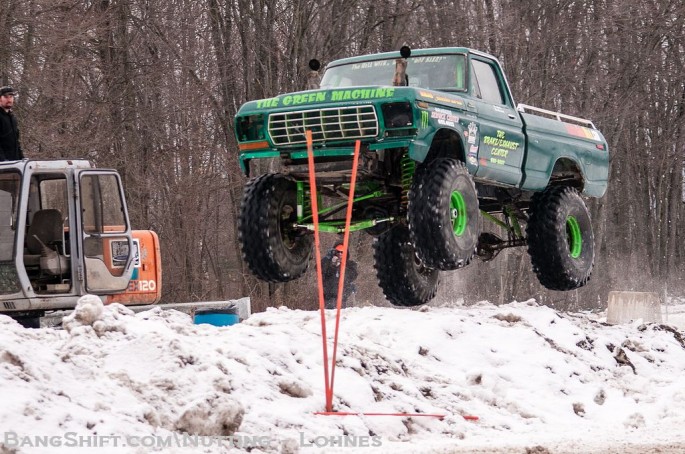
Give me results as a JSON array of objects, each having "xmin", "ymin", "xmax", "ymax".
[{"xmin": 24, "ymin": 209, "xmax": 68, "ymax": 274}]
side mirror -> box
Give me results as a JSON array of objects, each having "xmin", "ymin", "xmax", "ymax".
[
  {"xmin": 393, "ymin": 47, "xmax": 411, "ymax": 87},
  {"xmin": 308, "ymin": 59, "xmax": 321, "ymax": 71},
  {"xmin": 307, "ymin": 59, "xmax": 321, "ymax": 90}
]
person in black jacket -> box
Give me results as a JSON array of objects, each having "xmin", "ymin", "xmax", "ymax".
[
  {"xmin": 322, "ymin": 242, "xmax": 358, "ymax": 309},
  {"xmin": 0, "ymin": 86, "xmax": 24, "ymax": 161}
]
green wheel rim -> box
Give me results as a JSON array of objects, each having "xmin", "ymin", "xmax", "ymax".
[
  {"xmin": 450, "ymin": 190, "xmax": 467, "ymax": 236},
  {"xmin": 566, "ymin": 215, "xmax": 582, "ymax": 258}
]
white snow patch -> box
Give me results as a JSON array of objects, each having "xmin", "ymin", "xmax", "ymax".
[{"xmin": 0, "ymin": 298, "xmax": 684, "ymax": 452}]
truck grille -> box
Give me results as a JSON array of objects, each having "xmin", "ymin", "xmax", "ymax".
[{"xmin": 268, "ymin": 105, "xmax": 378, "ymax": 145}]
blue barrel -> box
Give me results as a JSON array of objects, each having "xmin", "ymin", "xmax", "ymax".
[{"xmin": 194, "ymin": 307, "xmax": 239, "ymax": 326}]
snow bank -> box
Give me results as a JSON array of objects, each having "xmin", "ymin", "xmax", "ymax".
[{"xmin": 1, "ymin": 297, "xmax": 685, "ymax": 453}]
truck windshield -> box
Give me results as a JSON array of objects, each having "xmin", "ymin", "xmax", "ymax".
[{"xmin": 320, "ymin": 54, "xmax": 467, "ymax": 92}]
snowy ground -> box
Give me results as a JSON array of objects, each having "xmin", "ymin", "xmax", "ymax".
[{"xmin": 2, "ymin": 297, "xmax": 685, "ymax": 453}]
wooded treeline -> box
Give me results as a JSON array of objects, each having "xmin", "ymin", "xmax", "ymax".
[{"xmin": 1, "ymin": 0, "xmax": 683, "ymax": 310}]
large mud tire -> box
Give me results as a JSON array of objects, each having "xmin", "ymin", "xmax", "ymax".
[
  {"xmin": 238, "ymin": 174, "xmax": 312, "ymax": 282},
  {"xmin": 527, "ymin": 186, "xmax": 594, "ymax": 290},
  {"xmin": 374, "ymin": 225, "xmax": 439, "ymax": 307},
  {"xmin": 409, "ymin": 158, "xmax": 481, "ymax": 270}
]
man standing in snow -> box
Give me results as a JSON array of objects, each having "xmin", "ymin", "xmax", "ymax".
[
  {"xmin": 0, "ymin": 86, "xmax": 24, "ymax": 161},
  {"xmin": 322, "ymin": 242, "xmax": 358, "ymax": 310}
]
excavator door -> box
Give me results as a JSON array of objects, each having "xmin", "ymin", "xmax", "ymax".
[{"xmin": 77, "ymin": 170, "xmax": 135, "ymax": 293}]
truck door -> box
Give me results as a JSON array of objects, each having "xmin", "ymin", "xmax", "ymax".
[
  {"xmin": 77, "ymin": 170, "xmax": 135, "ymax": 293},
  {"xmin": 469, "ymin": 56, "xmax": 525, "ymax": 186}
]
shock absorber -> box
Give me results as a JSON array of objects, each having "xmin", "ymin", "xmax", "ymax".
[
  {"xmin": 400, "ymin": 151, "xmax": 415, "ymax": 210},
  {"xmin": 296, "ymin": 180, "xmax": 312, "ymax": 223}
]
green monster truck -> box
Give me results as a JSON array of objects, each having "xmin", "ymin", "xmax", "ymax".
[{"xmin": 234, "ymin": 46, "xmax": 609, "ymax": 306}]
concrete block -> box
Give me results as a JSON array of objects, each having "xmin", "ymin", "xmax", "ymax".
[{"xmin": 606, "ymin": 291, "xmax": 661, "ymax": 324}]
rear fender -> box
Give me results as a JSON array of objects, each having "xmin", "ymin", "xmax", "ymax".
[{"xmin": 549, "ymin": 157, "xmax": 585, "ymax": 192}]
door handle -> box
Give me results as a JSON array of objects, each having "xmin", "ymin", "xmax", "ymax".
[{"xmin": 508, "ymin": 113, "xmax": 516, "ymax": 119}]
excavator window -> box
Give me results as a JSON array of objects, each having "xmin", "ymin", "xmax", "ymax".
[
  {"xmin": 0, "ymin": 171, "xmax": 21, "ymax": 295},
  {"xmin": 79, "ymin": 172, "xmax": 133, "ymax": 291},
  {"xmin": 25, "ymin": 174, "xmax": 71, "ymax": 293}
]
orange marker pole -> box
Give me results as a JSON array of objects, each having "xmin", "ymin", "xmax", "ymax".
[
  {"xmin": 306, "ymin": 130, "xmax": 332, "ymax": 412},
  {"xmin": 328, "ymin": 140, "xmax": 361, "ymax": 405}
]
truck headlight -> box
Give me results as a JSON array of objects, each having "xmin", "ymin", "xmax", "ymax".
[
  {"xmin": 381, "ymin": 102, "xmax": 413, "ymax": 128},
  {"xmin": 236, "ymin": 114, "xmax": 265, "ymax": 141}
]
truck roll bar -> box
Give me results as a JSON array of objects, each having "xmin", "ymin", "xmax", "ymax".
[{"xmin": 517, "ymin": 103, "xmax": 596, "ymax": 129}]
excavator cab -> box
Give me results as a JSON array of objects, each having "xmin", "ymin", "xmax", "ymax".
[{"xmin": 0, "ymin": 160, "xmax": 161, "ymax": 326}]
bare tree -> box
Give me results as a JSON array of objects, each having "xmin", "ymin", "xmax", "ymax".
[{"xmin": 4, "ymin": 0, "xmax": 684, "ymax": 308}]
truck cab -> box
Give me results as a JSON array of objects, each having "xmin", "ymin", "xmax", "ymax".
[{"xmin": 0, "ymin": 159, "xmax": 161, "ymax": 325}]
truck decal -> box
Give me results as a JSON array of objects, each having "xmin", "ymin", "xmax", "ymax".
[
  {"xmin": 420, "ymin": 110, "xmax": 430, "ymax": 129},
  {"xmin": 430, "ymin": 107, "xmax": 459, "ymax": 127},
  {"xmin": 482, "ymin": 130, "xmax": 521, "ymax": 166},
  {"xmin": 418, "ymin": 91, "xmax": 466, "ymax": 108},
  {"xmin": 466, "ymin": 121, "xmax": 480, "ymax": 165},
  {"xmin": 482, "ymin": 132, "xmax": 520, "ymax": 150},
  {"xmin": 433, "ymin": 95, "xmax": 465, "ymax": 107},
  {"xmin": 565, "ymin": 124, "xmax": 602, "ymax": 142},
  {"xmin": 255, "ymin": 88, "xmax": 397, "ymax": 109},
  {"xmin": 330, "ymin": 88, "xmax": 395, "ymax": 101}
]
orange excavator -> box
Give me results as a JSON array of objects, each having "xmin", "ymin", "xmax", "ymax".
[{"xmin": 0, "ymin": 159, "xmax": 161, "ymax": 327}]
